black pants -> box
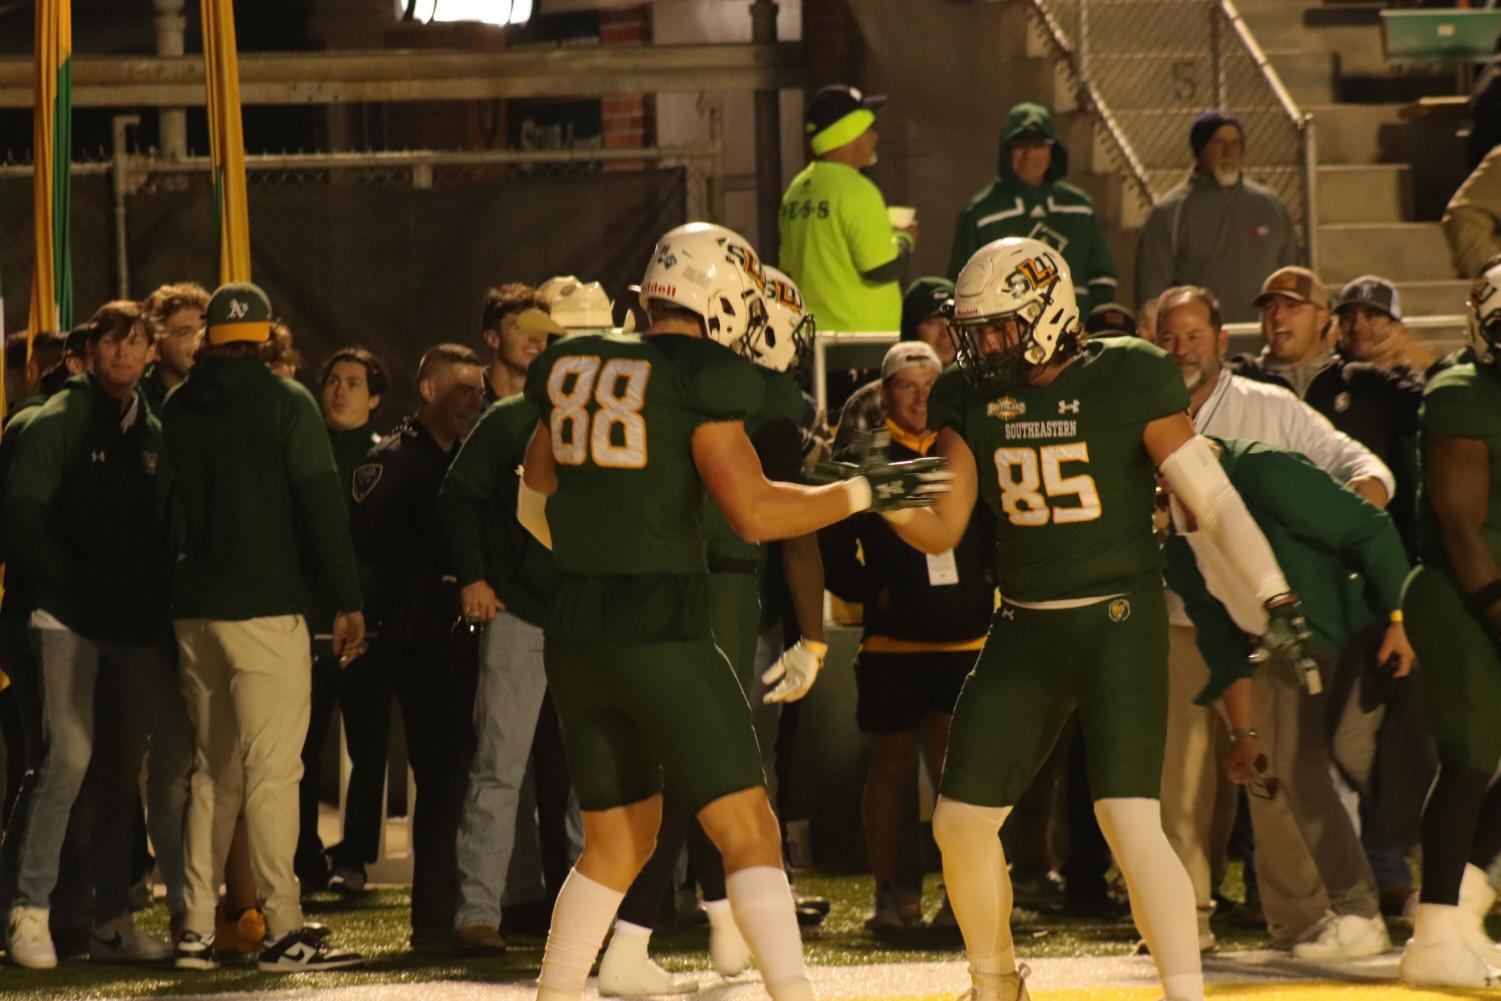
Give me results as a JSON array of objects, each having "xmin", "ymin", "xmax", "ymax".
[
  {"xmin": 532, "ymin": 693, "xmax": 575, "ymax": 906},
  {"xmin": 296, "ymin": 647, "xmax": 391, "ymax": 877},
  {"xmin": 388, "ymin": 604, "xmax": 478, "ymax": 944}
]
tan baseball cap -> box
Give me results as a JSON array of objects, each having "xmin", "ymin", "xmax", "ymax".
[{"xmin": 1253, "ymin": 266, "xmax": 1328, "ymax": 309}]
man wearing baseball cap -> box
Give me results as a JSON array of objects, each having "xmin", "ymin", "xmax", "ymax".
[
  {"xmin": 779, "ymin": 84, "xmax": 914, "ymax": 335},
  {"xmin": 163, "ymin": 281, "xmax": 365, "ymax": 972},
  {"xmin": 1334, "ymin": 274, "xmax": 1436, "ymax": 374},
  {"xmin": 832, "ymin": 277, "xmax": 953, "ymax": 460},
  {"xmin": 820, "ymin": 340, "xmax": 992, "ymax": 930},
  {"xmin": 1135, "ymin": 109, "xmax": 1299, "ymax": 322},
  {"xmin": 1084, "ymin": 302, "xmax": 1140, "ymax": 339}
]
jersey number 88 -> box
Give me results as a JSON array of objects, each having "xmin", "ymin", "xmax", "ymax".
[{"xmin": 548, "ymin": 356, "xmax": 651, "ymax": 469}]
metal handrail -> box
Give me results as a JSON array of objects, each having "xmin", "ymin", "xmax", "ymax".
[{"xmin": 1022, "ymin": 0, "xmax": 1156, "ymax": 214}]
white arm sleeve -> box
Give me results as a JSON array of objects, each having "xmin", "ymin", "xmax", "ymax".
[
  {"xmin": 1159, "ymin": 436, "xmax": 1290, "ymax": 604},
  {"xmin": 516, "ymin": 478, "xmax": 553, "ymax": 551}
]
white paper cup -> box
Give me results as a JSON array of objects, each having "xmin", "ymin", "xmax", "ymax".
[{"xmin": 887, "ymin": 205, "xmax": 916, "ymax": 228}]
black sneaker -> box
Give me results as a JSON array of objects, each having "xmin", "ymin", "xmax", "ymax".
[
  {"xmin": 174, "ymin": 930, "xmax": 218, "ymax": 970},
  {"xmin": 258, "ymin": 924, "xmax": 363, "ymax": 972}
]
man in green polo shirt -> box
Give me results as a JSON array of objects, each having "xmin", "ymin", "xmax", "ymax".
[{"xmin": 779, "ymin": 84, "xmax": 915, "ymax": 333}]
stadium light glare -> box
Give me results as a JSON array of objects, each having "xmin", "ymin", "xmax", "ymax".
[{"xmin": 410, "ymin": 0, "xmax": 534, "ymax": 26}]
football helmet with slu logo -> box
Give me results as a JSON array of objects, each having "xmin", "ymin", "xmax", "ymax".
[
  {"xmin": 950, "ymin": 236, "xmax": 1080, "ymax": 392},
  {"xmin": 639, "ymin": 222, "xmax": 769, "ymax": 357},
  {"xmin": 1467, "ymin": 254, "xmax": 1501, "ymax": 365},
  {"xmin": 757, "ymin": 266, "xmax": 815, "ymax": 373}
]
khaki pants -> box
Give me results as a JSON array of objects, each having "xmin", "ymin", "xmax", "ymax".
[
  {"xmin": 1160, "ymin": 625, "xmax": 1239, "ymax": 938},
  {"xmin": 176, "ymin": 616, "xmax": 312, "ymax": 939}
]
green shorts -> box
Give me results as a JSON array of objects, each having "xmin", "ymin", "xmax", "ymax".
[
  {"xmin": 1402, "ymin": 565, "xmax": 1501, "ymax": 773},
  {"xmin": 940, "ymin": 588, "xmax": 1169, "ymax": 808},
  {"xmin": 708, "ymin": 570, "xmax": 762, "ymax": 694},
  {"xmin": 544, "ymin": 575, "xmax": 765, "ymax": 813}
]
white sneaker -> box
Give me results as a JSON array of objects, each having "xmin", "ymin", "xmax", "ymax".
[
  {"xmin": 1291, "ymin": 912, "xmax": 1390, "ymax": 960},
  {"xmin": 6, "ymin": 906, "xmax": 57, "ymax": 969},
  {"xmin": 1459, "ymin": 864, "xmax": 1501, "ymax": 965},
  {"xmin": 865, "ymin": 898, "xmax": 917, "ymax": 930},
  {"xmin": 598, "ymin": 937, "xmax": 699, "ymax": 996},
  {"xmin": 705, "ymin": 902, "xmax": 751, "ymax": 977},
  {"xmin": 957, "ymin": 964, "xmax": 1031, "ymax": 1001},
  {"xmin": 1402, "ymin": 930, "xmax": 1496, "ymax": 988},
  {"xmin": 90, "ymin": 914, "xmax": 173, "ymax": 962}
]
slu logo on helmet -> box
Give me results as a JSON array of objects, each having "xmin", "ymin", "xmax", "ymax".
[{"xmin": 1006, "ymin": 255, "xmax": 1059, "ymax": 296}]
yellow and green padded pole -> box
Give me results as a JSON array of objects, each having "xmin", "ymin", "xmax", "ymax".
[
  {"xmin": 28, "ymin": 0, "xmax": 72, "ymax": 340},
  {"xmin": 202, "ymin": 0, "xmax": 251, "ymax": 283}
]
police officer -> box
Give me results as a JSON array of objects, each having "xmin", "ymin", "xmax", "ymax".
[{"xmin": 350, "ymin": 343, "xmax": 486, "ymax": 950}]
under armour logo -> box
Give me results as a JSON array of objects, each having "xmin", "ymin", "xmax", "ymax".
[
  {"xmin": 90, "ymin": 451, "xmax": 106, "ymax": 462},
  {"xmin": 226, "ymin": 299, "xmax": 249, "ymax": 319},
  {"xmin": 1001, "ymin": 606, "xmax": 1015, "ymax": 620},
  {"xmin": 1058, "ymin": 399, "xmax": 1080, "ymax": 414}
]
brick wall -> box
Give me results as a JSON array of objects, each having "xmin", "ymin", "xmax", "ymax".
[{"xmin": 601, "ymin": 7, "xmax": 653, "ymax": 151}]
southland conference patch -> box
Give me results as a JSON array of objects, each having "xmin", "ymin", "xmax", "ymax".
[{"xmin": 987, "ymin": 397, "xmax": 1026, "ymax": 421}]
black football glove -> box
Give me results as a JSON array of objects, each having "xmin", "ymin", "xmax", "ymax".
[{"xmin": 809, "ymin": 429, "xmax": 952, "ymax": 514}]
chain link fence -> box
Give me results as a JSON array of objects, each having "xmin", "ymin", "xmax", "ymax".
[{"xmin": 1026, "ymin": 0, "xmax": 1318, "ymax": 266}]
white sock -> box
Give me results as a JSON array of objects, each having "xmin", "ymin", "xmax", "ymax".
[
  {"xmin": 1413, "ymin": 902, "xmax": 1463, "ymax": 943},
  {"xmin": 605, "ymin": 919, "xmax": 651, "ymax": 959},
  {"xmin": 537, "ymin": 868, "xmax": 626, "ymax": 999},
  {"xmin": 724, "ymin": 865, "xmax": 809, "ymax": 992},
  {"xmin": 931, "ymin": 796, "xmax": 1016, "ymax": 976},
  {"xmin": 1094, "ymin": 798, "xmax": 1204, "ymax": 1001},
  {"xmin": 704, "ymin": 898, "xmax": 736, "ymax": 929}
]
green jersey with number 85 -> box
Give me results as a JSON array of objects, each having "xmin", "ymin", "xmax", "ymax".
[
  {"xmin": 524, "ymin": 331, "xmax": 766, "ymax": 578},
  {"xmin": 927, "ymin": 337, "xmax": 1188, "ymax": 602}
]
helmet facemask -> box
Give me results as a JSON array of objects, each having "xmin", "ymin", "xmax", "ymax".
[
  {"xmin": 951, "ymin": 289, "xmax": 1060, "ymax": 393},
  {"xmin": 1470, "ymin": 266, "xmax": 1501, "ymax": 366}
]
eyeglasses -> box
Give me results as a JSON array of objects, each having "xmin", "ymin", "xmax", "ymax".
[{"xmin": 1247, "ymin": 754, "xmax": 1280, "ymax": 801}]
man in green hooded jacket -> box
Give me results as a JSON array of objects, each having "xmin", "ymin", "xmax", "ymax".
[{"xmin": 947, "ymin": 102, "xmax": 1117, "ymax": 313}]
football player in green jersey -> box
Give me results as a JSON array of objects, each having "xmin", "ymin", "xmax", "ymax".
[
  {"xmin": 867, "ymin": 237, "xmax": 1312, "ymax": 1001},
  {"xmin": 1398, "ymin": 256, "xmax": 1501, "ymax": 988},
  {"xmin": 517, "ymin": 223, "xmax": 946, "ymax": 1001}
]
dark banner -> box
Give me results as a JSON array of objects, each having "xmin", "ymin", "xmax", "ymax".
[{"xmin": 4, "ymin": 167, "xmax": 684, "ymax": 419}]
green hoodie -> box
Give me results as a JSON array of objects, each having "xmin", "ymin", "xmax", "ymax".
[
  {"xmin": 947, "ymin": 103, "xmax": 1117, "ymax": 312},
  {"xmin": 1162, "ymin": 437, "xmax": 1410, "ymax": 704},
  {"xmin": 2, "ymin": 374, "xmax": 173, "ymax": 644},
  {"xmin": 162, "ymin": 356, "xmax": 361, "ymax": 622}
]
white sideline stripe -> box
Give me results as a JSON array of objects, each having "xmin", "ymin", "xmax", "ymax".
[{"xmin": 161, "ymin": 951, "xmax": 1404, "ymax": 1001}]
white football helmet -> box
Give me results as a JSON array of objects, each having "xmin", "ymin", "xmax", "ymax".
[
  {"xmin": 951, "ymin": 236, "xmax": 1080, "ymax": 390},
  {"xmin": 639, "ymin": 222, "xmax": 768, "ymax": 354},
  {"xmin": 1468, "ymin": 255, "xmax": 1501, "ymax": 365},
  {"xmin": 757, "ymin": 266, "xmax": 815, "ymax": 372}
]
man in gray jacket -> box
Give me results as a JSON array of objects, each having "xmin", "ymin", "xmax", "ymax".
[{"xmin": 1135, "ymin": 110, "xmax": 1299, "ymax": 323}]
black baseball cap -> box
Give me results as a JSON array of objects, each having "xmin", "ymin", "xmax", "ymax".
[
  {"xmin": 1334, "ymin": 275, "xmax": 1402, "ymax": 321},
  {"xmin": 1084, "ymin": 302, "xmax": 1138, "ymax": 338},
  {"xmin": 900, "ymin": 277, "xmax": 954, "ymax": 341},
  {"xmin": 805, "ymin": 84, "xmax": 887, "ymax": 156}
]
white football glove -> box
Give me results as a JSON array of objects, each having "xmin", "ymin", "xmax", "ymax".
[{"xmin": 761, "ymin": 639, "xmax": 829, "ymax": 704}]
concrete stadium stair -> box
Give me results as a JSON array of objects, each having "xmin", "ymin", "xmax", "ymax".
[{"xmin": 848, "ymin": 0, "xmax": 1468, "ymax": 326}]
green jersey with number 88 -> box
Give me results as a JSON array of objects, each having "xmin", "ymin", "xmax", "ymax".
[
  {"xmin": 927, "ymin": 337, "xmax": 1188, "ymax": 602},
  {"xmin": 524, "ymin": 331, "xmax": 766, "ymax": 577}
]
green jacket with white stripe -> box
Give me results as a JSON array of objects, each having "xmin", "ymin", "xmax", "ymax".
[{"xmin": 946, "ymin": 102, "xmax": 1117, "ymax": 313}]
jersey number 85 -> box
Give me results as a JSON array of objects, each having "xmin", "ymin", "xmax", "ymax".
[
  {"xmin": 993, "ymin": 443, "xmax": 1102, "ymax": 526},
  {"xmin": 548, "ymin": 356, "xmax": 651, "ymax": 469}
]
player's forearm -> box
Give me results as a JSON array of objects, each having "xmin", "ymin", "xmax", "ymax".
[
  {"xmin": 729, "ymin": 480, "xmax": 867, "ymax": 544},
  {"xmin": 1441, "ymin": 522, "xmax": 1501, "ymax": 595},
  {"xmin": 1221, "ymin": 678, "xmax": 1253, "ymax": 731},
  {"xmin": 781, "ymin": 532, "xmax": 826, "ymax": 643}
]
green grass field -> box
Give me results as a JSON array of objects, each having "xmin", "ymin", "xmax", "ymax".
[{"xmin": 0, "ymin": 869, "xmax": 1287, "ymax": 1000}]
